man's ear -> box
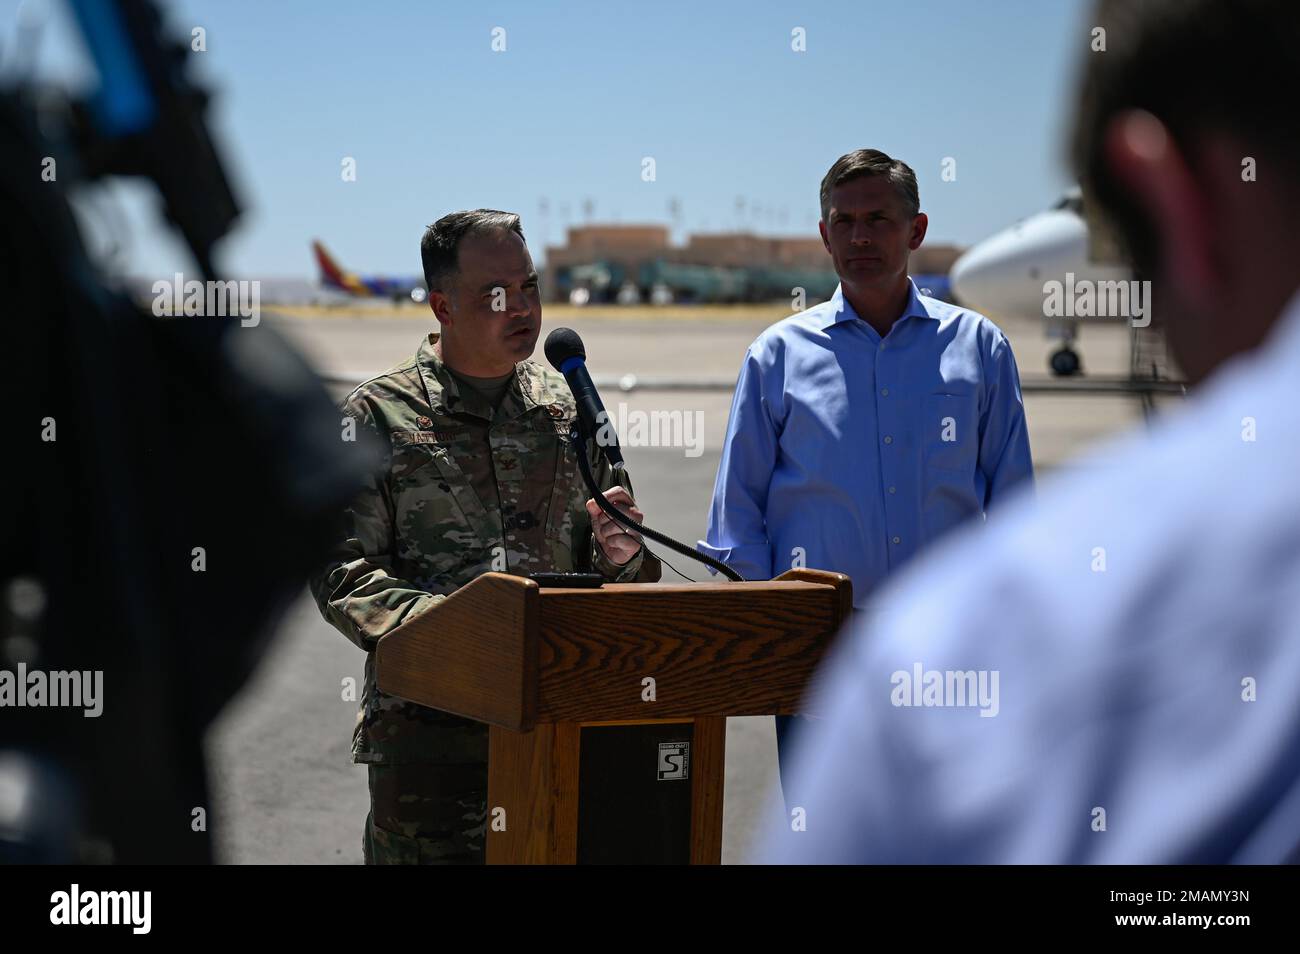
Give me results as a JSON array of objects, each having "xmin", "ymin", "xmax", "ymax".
[
  {"xmin": 908, "ymin": 212, "xmax": 928, "ymax": 251},
  {"xmin": 1104, "ymin": 109, "xmax": 1216, "ymax": 298},
  {"xmin": 428, "ymin": 290, "xmax": 454, "ymax": 327},
  {"xmin": 818, "ymin": 219, "xmax": 831, "ymax": 255}
]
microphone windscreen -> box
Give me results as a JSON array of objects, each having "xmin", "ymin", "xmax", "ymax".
[{"xmin": 544, "ymin": 327, "xmax": 586, "ymax": 370}]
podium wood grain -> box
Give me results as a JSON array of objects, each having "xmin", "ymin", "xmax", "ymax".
[{"xmin": 486, "ymin": 722, "xmax": 580, "ymax": 864}]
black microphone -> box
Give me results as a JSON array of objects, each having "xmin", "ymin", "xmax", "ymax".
[
  {"xmin": 543, "ymin": 327, "xmax": 744, "ymax": 582},
  {"xmin": 544, "ymin": 327, "xmax": 624, "ymax": 470}
]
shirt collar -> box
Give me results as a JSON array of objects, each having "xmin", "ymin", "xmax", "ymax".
[
  {"xmin": 415, "ymin": 332, "xmax": 557, "ymax": 421},
  {"xmin": 820, "ymin": 277, "xmax": 935, "ymax": 330}
]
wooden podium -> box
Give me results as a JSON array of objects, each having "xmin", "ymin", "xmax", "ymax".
[{"xmin": 375, "ymin": 567, "xmax": 852, "ymax": 864}]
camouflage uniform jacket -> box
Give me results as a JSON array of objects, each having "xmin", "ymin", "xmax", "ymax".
[{"xmin": 311, "ymin": 333, "xmax": 661, "ymax": 764}]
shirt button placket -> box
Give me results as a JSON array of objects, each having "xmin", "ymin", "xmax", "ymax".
[{"xmin": 879, "ymin": 346, "xmax": 900, "ymax": 559}]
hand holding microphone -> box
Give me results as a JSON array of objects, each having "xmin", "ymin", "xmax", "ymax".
[{"xmin": 585, "ymin": 485, "xmax": 644, "ymax": 565}]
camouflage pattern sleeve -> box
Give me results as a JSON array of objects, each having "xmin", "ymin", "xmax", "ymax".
[
  {"xmin": 585, "ymin": 442, "xmax": 662, "ymax": 584},
  {"xmin": 310, "ymin": 395, "xmax": 443, "ymax": 650}
]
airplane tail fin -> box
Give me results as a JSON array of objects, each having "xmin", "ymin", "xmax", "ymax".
[{"xmin": 312, "ymin": 240, "xmax": 355, "ymax": 291}]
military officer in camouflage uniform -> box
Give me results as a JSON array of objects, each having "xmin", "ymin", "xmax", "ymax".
[{"xmin": 311, "ymin": 210, "xmax": 661, "ymax": 864}]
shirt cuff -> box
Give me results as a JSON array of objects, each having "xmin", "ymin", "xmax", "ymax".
[
  {"xmin": 695, "ymin": 540, "xmax": 771, "ymax": 581},
  {"xmin": 591, "ymin": 537, "xmax": 645, "ymax": 582}
]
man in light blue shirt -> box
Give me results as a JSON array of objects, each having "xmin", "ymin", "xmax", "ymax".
[
  {"xmin": 698, "ymin": 150, "xmax": 1034, "ymax": 798},
  {"xmin": 762, "ymin": 0, "xmax": 1300, "ymax": 863},
  {"xmin": 699, "ymin": 150, "xmax": 1033, "ymax": 604}
]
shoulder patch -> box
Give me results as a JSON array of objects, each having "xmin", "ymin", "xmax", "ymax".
[{"xmin": 346, "ymin": 360, "xmax": 424, "ymax": 406}]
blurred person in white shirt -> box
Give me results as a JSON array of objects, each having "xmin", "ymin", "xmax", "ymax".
[{"xmin": 762, "ymin": 0, "xmax": 1300, "ymax": 864}]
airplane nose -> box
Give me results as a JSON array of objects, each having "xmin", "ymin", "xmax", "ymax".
[
  {"xmin": 949, "ymin": 240, "xmax": 1007, "ymax": 312},
  {"xmin": 950, "ymin": 210, "xmax": 1093, "ymax": 318}
]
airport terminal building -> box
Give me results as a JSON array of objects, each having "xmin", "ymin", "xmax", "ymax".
[{"xmin": 543, "ymin": 224, "xmax": 962, "ymax": 305}]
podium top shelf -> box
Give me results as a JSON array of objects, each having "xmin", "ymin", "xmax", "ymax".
[
  {"xmin": 376, "ymin": 568, "xmax": 852, "ymax": 732},
  {"xmin": 536, "ymin": 577, "xmax": 831, "ymax": 593}
]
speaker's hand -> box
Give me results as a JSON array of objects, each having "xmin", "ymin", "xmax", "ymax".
[{"xmin": 585, "ymin": 485, "xmax": 644, "ymax": 566}]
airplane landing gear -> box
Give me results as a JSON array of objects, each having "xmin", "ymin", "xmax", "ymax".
[{"xmin": 1050, "ymin": 347, "xmax": 1081, "ymax": 377}]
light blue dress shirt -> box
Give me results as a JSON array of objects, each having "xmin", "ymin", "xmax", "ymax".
[
  {"xmin": 760, "ymin": 291, "xmax": 1300, "ymax": 864},
  {"xmin": 699, "ymin": 279, "xmax": 1033, "ymax": 606}
]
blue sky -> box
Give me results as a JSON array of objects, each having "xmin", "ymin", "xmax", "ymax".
[{"xmin": 5, "ymin": 0, "xmax": 1094, "ymax": 278}]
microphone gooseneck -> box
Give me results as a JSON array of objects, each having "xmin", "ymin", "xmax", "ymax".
[
  {"xmin": 545, "ymin": 327, "xmax": 743, "ymax": 583},
  {"xmin": 569, "ymin": 427, "xmax": 744, "ymax": 582}
]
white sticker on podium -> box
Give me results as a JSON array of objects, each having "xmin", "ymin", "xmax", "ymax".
[{"xmin": 658, "ymin": 742, "xmax": 690, "ymax": 780}]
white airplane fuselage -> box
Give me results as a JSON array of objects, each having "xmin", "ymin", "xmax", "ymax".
[{"xmin": 949, "ymin": 200, "xmax": 1135, "ymax": 375}]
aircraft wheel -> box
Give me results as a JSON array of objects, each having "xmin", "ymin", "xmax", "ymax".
[{"xmin": 1050, "ymin": 347, "xmax": 1081, "ymax": 377}]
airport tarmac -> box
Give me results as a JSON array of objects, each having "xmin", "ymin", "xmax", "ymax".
[{"xmin": 206, "ymin": 303, "xmax": 1183, "ymax": 864}]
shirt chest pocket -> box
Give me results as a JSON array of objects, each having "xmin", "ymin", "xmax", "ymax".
[
  {"xmin": 387, "ymin": 439, "xmax": 484, "ymax": 574},
  {"xmin": 543, "ymin": 428, "xmax": 582, "ymax": 551},
  {"xmin": 923, "ymin": 387, "xmax": 980, "ymax": 475}
]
